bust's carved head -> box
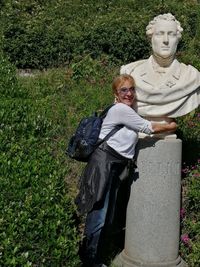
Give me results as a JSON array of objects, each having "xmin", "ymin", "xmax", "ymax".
[
  {"xmin": 146, "ymin": 13, "xmax": 183, "ymax": 39},
  {"xmin": 146, "ymin": 13, "xmax": 183, "ymax": 59}
]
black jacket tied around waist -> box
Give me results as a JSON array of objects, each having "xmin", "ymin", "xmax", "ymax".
[{"xmin": 75, "ymin": 142, "xmax": 136, "ymax": 215}]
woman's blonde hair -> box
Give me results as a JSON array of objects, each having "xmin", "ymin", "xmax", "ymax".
[{"xmin": 112, "ymin": 74, "xmax": 135, "ymax": 94}]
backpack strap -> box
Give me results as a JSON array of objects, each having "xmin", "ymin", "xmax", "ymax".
[
  {"xmin": 99, "ymin": 104, "xmax": 115, "ymax": 119},
  {"xmin": 96, "ymin": 103, "xmax": 123, "ymax": 147},
  {"xmin": 102, "ymin": 124, "xmax": 123, "ymax": 141},
  {"xmin": 96, "ymin": 124, "xmax": 123, "ymax": 148}
]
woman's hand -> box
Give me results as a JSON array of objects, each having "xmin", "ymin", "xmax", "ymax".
[
  {"xmin": 167, "ymin": 121, "xmax": 177, "ymax": 132},
  {"xmin": 151, "ymin": 121, "xmax": 177, "ymax": 134}
]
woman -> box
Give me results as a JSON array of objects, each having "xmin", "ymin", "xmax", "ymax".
[{"xmin": 76, "ymin": 74, "xmax": 177, "ymax": 267}]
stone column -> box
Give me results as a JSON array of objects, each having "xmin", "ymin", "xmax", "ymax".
[{"xmin": 114, "ymin": 137, "xmax": 187, "ymax": 267}]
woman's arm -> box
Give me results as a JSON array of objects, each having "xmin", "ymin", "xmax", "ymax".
[
  {"xmin": 151, "ymin": 121, "xmax": 177, "ymax": 134},
  {"xmin": 107, "ymin": 104, "xmax": 177, "ymax": 134}
]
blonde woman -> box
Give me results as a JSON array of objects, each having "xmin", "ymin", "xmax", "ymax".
[{"xmin": 76, "ymin": 74, "xmax": 177, "ymax": 267}]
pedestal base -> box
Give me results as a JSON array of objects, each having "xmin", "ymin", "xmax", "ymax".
[
  {"xmin": 113, "ymin": 250, "xmax": 187, "ymax": 267},
  {"xmin": 112, "ymin": 138, "xmax": 188, "ymax": 267}
]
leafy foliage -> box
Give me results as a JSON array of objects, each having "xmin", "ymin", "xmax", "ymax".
[
  {"xmin": 0, "ymin": 58, "xmax": 80, "ymax": 266},
  {"xmin": 177, "ymin": 109, "xmax": 200, "ymax": 164},
  {"xmin": 180, "ymin": 160, "xmax": 200, "ymax": 267},
  {"xmin": 1, "ymin": 0, "xmax": 200, "ymax": 69},
  {"xmin": 0, "ymin": 53, "xmax": 19, "ymax": 97}
]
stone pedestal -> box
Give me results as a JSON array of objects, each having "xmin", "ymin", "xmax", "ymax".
[{"xmin": 114, "ymin": 138, "xmax": 187, "ymax": 267}]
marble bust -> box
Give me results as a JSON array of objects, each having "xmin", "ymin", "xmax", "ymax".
[{"xmin": 120, "ymin": 13, "xmax": 200, "ymax": 120}]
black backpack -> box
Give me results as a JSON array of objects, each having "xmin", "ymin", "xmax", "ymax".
[{"xmin": 66, "ymin": 104, "xmax": 122, "ymax": 162}]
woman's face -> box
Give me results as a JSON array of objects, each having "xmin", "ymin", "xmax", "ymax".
[{"xmin": 115, "ymin": 80, "xmax": 136, "ymax": 107}]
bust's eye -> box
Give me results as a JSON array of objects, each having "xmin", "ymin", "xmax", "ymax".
[
  {"xmin": 155, "ymin": 31, "xmax": 164, "ymax": 36},
  {"xmin": 168, "ymin": 32, "xmax": 176, "ymax": 36}
]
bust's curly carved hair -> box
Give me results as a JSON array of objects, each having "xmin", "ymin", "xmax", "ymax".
[{"xmin": 146, "ymin": 13, "xmax": 183, "ymax": 40}]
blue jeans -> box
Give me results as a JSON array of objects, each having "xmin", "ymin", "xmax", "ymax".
[
  {"xmin": 84, "ymin": 188, "xmax": 110, "ymax": 259},
  {"xmin": 80, "ymin": 166, "xmax": 123, "ymax": 266},
  {"xmin": 79, "ymin": 144, "xmax": 133, "ymax": 266}
]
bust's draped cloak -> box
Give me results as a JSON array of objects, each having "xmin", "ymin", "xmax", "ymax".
[{"xmin": 121, "ymin": 56, "xmax": 200, "ymax": 117}]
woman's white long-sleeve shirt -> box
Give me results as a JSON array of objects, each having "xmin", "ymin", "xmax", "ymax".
[{"xmin": 99, "ymin": 103, "xmax": 153, "ymax": 159}]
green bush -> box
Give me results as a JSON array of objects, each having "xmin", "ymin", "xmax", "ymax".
[
  {"xmin": 177, "ymin": 109, "xmax": 200, "ymax": 142},
  {"xmin": 81, "ymin": 14, "xmax": 150, "ymax": 63},
  {"xmin": 177, "ymin": 108, "xmax": 200, "ymax": 164},
  {"xmin": 0, "ymin": 53, "xmax": 19, "ymax": 97},
  {"xmin": 0, "ymin": 59, "xmax": 81, "ymax": 266},
  {"xmin": 1, "ymin": 0, "xmax": 84, "ymax": 69},
  {"xmin": 0, "ymin": 139, "xmax": 80, "ymax": 267},
  {"xmin": 180, "ymin": 160, "xmax": 200, "ymax": 267},
  {"xmin": 1, "ymin": 0, "xmax": 200, "ymax": 69}
]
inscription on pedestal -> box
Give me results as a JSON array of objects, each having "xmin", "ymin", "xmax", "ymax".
[{"xmin": 138, "ymin": 161, "xmax": 181, "ymax": 176}]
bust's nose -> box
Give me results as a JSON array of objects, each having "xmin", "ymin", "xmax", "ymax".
[{"xmin": 163, "ymin": 33, "xmax": 169, "ymax": 45}]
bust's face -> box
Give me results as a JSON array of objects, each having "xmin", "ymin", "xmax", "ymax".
[{"xmin": 151, "ymin": 20, "xmax": 179, "ymax": 58}]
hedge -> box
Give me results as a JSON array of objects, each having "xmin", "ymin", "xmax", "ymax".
[
  {"xmin": 0, "ymin": 54, "xmax": 81, "ymax": 266},
  {"xmin": 1, "ymin": 0, "xmax": 200, "ymax": 69}
]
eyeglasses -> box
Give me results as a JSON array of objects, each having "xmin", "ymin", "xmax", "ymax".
[{"xmin": 118, "ymin": 86, "xmax": 135, "ymax": 95}]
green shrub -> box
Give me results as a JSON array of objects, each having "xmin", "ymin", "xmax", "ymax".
[
  {"xmin": 1, "ymin": 0, "xmax": 83, "ymax": 69},
  {"xmin": 0, "ymin": 60, "xmax": 81, "ymax": 266},
  {"xmin": 180, "ymin": 160, "xmax": 200, "ymax": 267},
  {"xmin": 69, "ymin": 54, "xmax": 118, "ymax": 82},
  {"xmin": 0, "ymin": 53, "xmax": 20, "ymax": 97},
  {"xmin": 177, "ymin": 109, "xmax": 200, "ymax": 142},
  {"xmin": 1, "ymin": 0, "xmax": 200, "ymax": 69},
  {"xmin": 0, "ymin": 139, "xmax": 80, "ymax": 267},
  {"xmin": 176, "ymin": 108, "xmax": 200, "ymax": 164},
  {"xmin": 81, "ymin": 14, "xmax": 150, "ymax": 64}
]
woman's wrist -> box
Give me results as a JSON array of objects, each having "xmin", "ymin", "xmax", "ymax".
[{"xmin": 151, "ymin": 121, "xmax": 177, "ymax": 133}]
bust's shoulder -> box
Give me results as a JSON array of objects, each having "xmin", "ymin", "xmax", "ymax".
[
  {"xmin": 178, "ymin": 61, "xmax": 200, "ymax": 81},
  {"xmin": 120, "ymin": 59, "xmax": 147, "ymax": 74},
  {"xmin": 180, "ymin": 61, "xmax": 200, "ymax": 73}
]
